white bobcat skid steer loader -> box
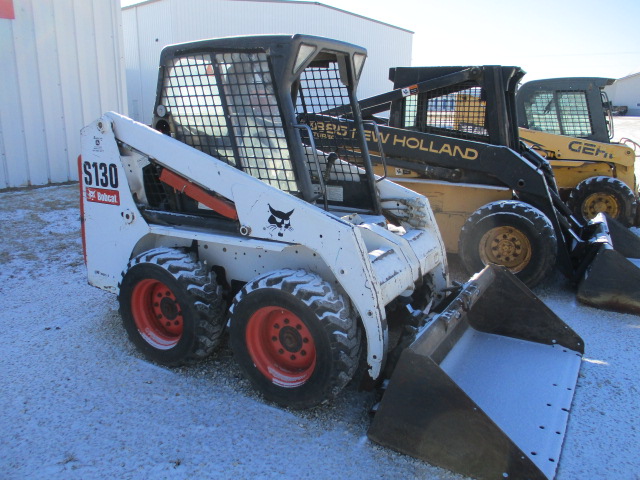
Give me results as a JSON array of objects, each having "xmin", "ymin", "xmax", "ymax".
[{"xmin": 79, "ymin": 35, "xmax": 583, "ymax": 480}]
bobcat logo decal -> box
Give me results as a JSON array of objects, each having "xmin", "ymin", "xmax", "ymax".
[{"xmin": 267, "ymin": 204, "xmax": 294, "ymax": 237}]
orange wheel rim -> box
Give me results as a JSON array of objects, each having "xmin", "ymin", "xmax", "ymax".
[
  {"xmin": 245, "ymin": 306, "xmax": 316, "ymax": 388},
  {"xmin": 131, "ymin": 279, "xmax": 183, "ymax": 349}
]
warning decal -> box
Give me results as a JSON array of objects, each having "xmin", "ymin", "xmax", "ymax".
[{"xmin": 401, "ymin": 84, "xmax": 419, "ymax": 97}]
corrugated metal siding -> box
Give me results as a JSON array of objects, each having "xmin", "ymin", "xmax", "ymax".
[
  {"xmin": 123, "ymin": 0, "xmax": 413, "ymax": 124},
  {"xmin": 123, "ymin": 0, "xmax": 170, "ymax": 121},
  {"xmin": 0, "ymin": 0, "xmax": 127, "ymax": 189}
]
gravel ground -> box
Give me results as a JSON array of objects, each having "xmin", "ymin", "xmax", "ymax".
[{"xmin": 1, "ymin": 118, "xmax": 639, "ymax": 480}]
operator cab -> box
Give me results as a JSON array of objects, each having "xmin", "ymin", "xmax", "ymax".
[{"xmin": 149, "ymin": 34, "xmax": 381, "ymax": 221}]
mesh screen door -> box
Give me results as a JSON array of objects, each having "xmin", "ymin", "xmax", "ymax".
[
  {"xmin": 160, "ymin": 52, "xmax": 299, "ymax": 195},
  {"xmin": 402, "ymin": 84, "xmax": 490, "ymax": 142},
  {"xmin": 523, "ymin": 90, "xmax": 593, "ymax": 137},
  {"xmin": 159, "ymin": 49, "xmax": 376, "ymax": 212},
  {"xmin": 295, "ymin": 61, "xmax": 375, "ymax": 212}
]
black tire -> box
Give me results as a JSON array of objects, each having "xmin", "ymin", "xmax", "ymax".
[
  {"xmin": 118, "ymin": 247, "xmax": 226, "ymax": 366},
  {"xmin": 229, "ymin": 269, "xmax": 360, "ymax": 410},
  {"xmin": 458, "ymin": 200, "xmax": 557, "ymax": 288},
  {"xmin": 568, "ymin": 176, "xmax": 636, "ymax": 227}
]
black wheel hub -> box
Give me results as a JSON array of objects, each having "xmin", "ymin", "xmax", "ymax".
[
  {"xmin": 279, "ymin": 326, "xmax": 303, "ymax": 352},
  {"xmin": 160, "ymin": 297, "xmax": 179, "ymax": 321}
]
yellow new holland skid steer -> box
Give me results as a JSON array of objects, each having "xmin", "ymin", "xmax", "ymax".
[
  {"xmin": 80, "ymin": 35, "xmax": 583, "ymax": 480},
  {"xmin": 328, "ymin": 65, "xmax": 640, "ymax": 314},
  {"xmin": 516, "ymin": 77, "xmax": 639, "ymax": 226}
]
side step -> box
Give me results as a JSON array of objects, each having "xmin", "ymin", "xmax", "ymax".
[{"xmin": 368, "ymin": 265, "xmax": 584, "ymax": 480}]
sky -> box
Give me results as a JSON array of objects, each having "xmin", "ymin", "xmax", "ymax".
[
  {"xmin": 121, "ymin": 0, "xmax": 640, "ymax": 81},
  {"xmin": 313, "ymin": 0, "xmax": 640, "ymax": 81}
]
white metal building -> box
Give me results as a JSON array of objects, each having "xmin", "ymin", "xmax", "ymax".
[
  {"xmin": 122, "ymin": 0, "xmax": 413, "ymax": 124},
  {"xmin": 605, "ymin": 72, "xmax": 640, "ymax": 116},
  {"xmin": 0, "ymin": 0, "xmax": 128, "ymax": 189}
]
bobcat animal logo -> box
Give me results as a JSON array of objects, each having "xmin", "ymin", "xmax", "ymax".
[{"xmin": 267, "ymin": 204, "xmax": 294, "ymax": 237}]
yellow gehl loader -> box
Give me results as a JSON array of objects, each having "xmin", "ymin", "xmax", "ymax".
[
  {"xmin": 448, "ymin": 76, "xmax": 639, "ymax": 226},
  {"xmin": 80, "ymin": 36, "xmax": 583, "ymax": 480},
  {"xmin": 516, "ymin": 77, "xmax": 639, "ymax": 226}
]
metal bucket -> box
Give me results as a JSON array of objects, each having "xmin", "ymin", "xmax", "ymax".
[
  {"xmin": 368, "ymin": 265, "xmax": 584, "ymax": 480},
  {"xmin": 577, "ymin": 213, "xmax": 640, "ymax": 314}
]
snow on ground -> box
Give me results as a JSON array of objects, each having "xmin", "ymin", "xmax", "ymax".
[{"xmin": 1, "ymin": 118, "xmax": 639, "ymax": 480}]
